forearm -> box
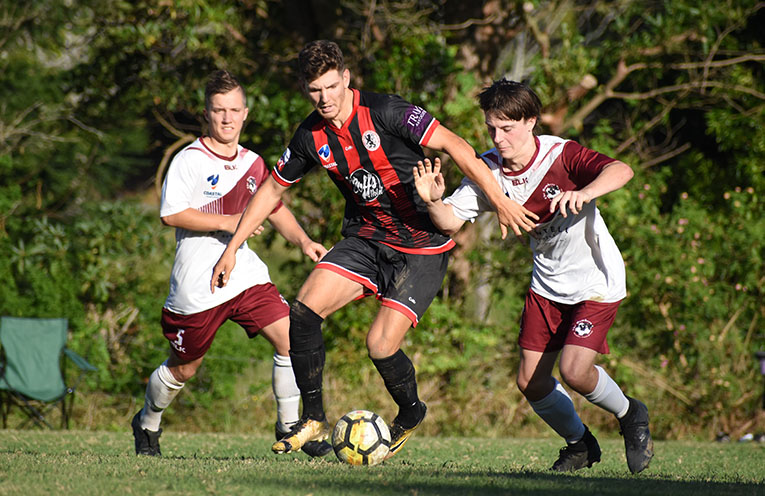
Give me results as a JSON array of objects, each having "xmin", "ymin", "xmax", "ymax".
[
  {"xmin": 424, "ymin": 200, "xmax": 465, "ymax": 236},
  {"xmin": 227, "ymin": 176, "xmax": 285, "ymax": 251},
  {"xmin": 268, "ymin": 206, "xmax": 313, "ymax": 248},
  {"xmin": 579, "ymin": 161, "xmax": 634, "ymax": 200},
  {"xmin": 161, "ymin": 208, "xmax": 238, "ymax": 233},
  {"xmin": 429, "ymin": 127, "xmax": 507, "ymax": 210}
]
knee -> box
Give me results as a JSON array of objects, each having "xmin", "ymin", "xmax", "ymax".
[
  {"xmin": 289, "ymin": 300, "xmax": 324, "ymax": 352},
  {"xmin": 559, "ymin": 364, "xmax": 592, "ymax": 393},
  {"xmin": 366, "ymin": 335, "xmax": 398, "ymax": 360},
  {"xmin": 168, "ymin": 363, "xmax": 195, "ymax": 383}
]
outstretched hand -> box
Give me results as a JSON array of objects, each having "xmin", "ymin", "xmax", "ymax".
[{"xmin": 413, "ymin": 158, "xmax": 446, "ymax": 204}]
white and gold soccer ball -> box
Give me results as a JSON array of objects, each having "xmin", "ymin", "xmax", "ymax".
[{"xmin": 332, "ymin": 410, "xmax": 391, "ymax": 466}]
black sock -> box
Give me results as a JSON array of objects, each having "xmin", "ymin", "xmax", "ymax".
[
  {"xmin": 371, "ymin": 349, "xmax": 422, "ymax": 428},
  {"xmin": 289, "ymin": 301, "xmax": 326, "ymax": 421}
]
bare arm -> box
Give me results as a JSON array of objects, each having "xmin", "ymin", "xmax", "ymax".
[
  {"xmin": 161, "ymin": 208, "xmax": 242, "ymax": 233},
  {"xmin": 210, "ymin": 176, "xmax": 287, "ymax": 292},
  {"xmin": 425, "ymin": 125, "xmax": 538, "ymax": 238},
  {"xmin": 267, "ymin": 205, "xmax": 327, "ymax": 262},
  {"xmin": 549, "ymin": 160, "xmax": 634, "ymax": 217},
  {"xmin": 413, "ymin": 157, "xmax": 466, "ymax": 236}
]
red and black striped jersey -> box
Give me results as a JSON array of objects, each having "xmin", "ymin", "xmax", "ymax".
[{"xmin": 272, "ymin": 89, "xmax": 455, "ymax": 255}]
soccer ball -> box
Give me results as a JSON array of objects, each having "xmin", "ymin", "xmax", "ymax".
[{"xmin": 332, "ymin": 410, "xmax": 391, "ymax": 466}]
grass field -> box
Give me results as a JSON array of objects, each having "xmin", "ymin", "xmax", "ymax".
[{"xmin": 0, "ymin": 429, "xmax": 763, "ymax": 496}]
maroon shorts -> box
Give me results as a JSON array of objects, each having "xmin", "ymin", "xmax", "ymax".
[
  {"xmin": 518, "ymin": 289, "xmax": 621, "ymax": 354},
  {"xmin": 161, "ymin": 283, "xmax": 289, "ymax": 361}
]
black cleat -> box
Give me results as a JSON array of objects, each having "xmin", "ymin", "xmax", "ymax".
[
  {"xmin": 551, "ymin": 425, "xmax": 601, "ymax": 472},
  {"xmin": 275, "ymin": 423, "xmax": 333, "ymax": 458},
  {"xmin": 132, "ymin": 411, "xmax": 162, "ymax": 456},
  {"xmin": 386, "ymin": 401, "xmax": 427, "ymax": 460},
  {"xmin": 619, "ymin": 396, "xmax": 654, "ymax": 474}
]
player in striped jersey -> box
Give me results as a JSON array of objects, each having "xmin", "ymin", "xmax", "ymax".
[
  {"xmin": 413, "ymin": 79, "xmax": 653, "ymax": 474},
  {"xmin": 211, "ymin": 41, "xmax": 538, "ymax": 459}
]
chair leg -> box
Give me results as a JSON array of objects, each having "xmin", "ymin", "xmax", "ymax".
[{"xmin": 1, "ymin": 392, "xmax": 7, "ymax": 428}]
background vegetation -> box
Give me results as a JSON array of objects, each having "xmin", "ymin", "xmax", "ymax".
[{"xmin": 1, "ymin": 1, "xmax": 763, "ymax": 441}]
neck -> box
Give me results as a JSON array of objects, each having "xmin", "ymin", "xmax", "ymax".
[
  {"xmin": 203, "ymin": 136, "xmax": 238, "ymax": 158},
  {"xmin": 503, "ymin": 138, "xmax": 537, "ymax": 171}
]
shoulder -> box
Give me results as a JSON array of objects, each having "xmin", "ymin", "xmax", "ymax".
[{"xmin": 479, "ymin": 148, "xmax": 503, "ymax": 170}]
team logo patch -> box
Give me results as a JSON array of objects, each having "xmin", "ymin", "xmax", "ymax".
[
  {"xmin": 207, "ymin": 174, "xmax": 219, "ymax": 189},
  {"xmin": 572, "ymin": 319, "xmax": 594, "ymax": 338},
  {"xmin": 318, "ymin": 144, "xmax": 331, "ymax": 162},
  {"xmin": 349, "ymin": 169, "xmax": 384, "ymax": 202},
  {"xmin": 246, "ymin": 176, "xmax": 257, "ymax": 194},
  {"xmin": 276, "ymin": 148, "xmax": 291, "ymax": 171},
  {"xmin": 362, "ymin": 130, "xmax": 381, "ymax": 151},
  {"xmin": 542, "ymin": 183, "xmax": 561, "ymax": 200}
]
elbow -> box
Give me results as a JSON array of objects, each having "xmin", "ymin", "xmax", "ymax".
[{"xmin": 160, "ymin": 215, "xmax": 176, "ymax": 227}]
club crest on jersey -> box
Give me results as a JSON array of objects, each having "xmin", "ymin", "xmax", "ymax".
[
  {"xmin": 246, "ymin": 176, "xmax": 257, "ymax": 194},
  {"xmin": 362, "ymin": 130, "xmax": 381, "ymax": 151},
  {"xmin": 542, "ymin": 183, "xmax": 562, "ymax": 200},
  {"xmin": 572, "ymin": 319, "xmax": 594, "ymax": 338},
  {"xmin": 317, "ymin": 144, "xmax": 332, "ymax": 162},
  {"xmin": 349, "ymin": 169, "xmax": 384, "ymax": 202},
  {"xmin": 276, "ymin": 148, "xmax": 291, "ymax": 171},
  {"xmin": 207, "ymin": 174, "xmax": 220, "ymax": 189}
]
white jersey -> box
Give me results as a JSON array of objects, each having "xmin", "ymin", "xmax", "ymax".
[
  {"xmin": 160, "ymin": 137, "xmax": 280, "ymax": 315},
  {"xmin": 444, "ymin": 135, "xmax": 626, "ymax": 304}
]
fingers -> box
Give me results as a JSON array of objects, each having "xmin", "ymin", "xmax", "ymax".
[{"xmin": 499, "ymin": 222, "xmax": 508, "ymax": 240}]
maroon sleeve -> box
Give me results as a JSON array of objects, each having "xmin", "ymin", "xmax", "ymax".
[
  {"xmin": 561, "ymin": 141, "xmax": 617, "ymax": 189},
  {"xmin": 250, "ymin": 156, "xmax": 284, "ymax": 214}
]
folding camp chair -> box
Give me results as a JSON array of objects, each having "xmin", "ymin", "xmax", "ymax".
[{"xmin": 0, "ymin": 317, "xmax": 97, "ymax": 429}]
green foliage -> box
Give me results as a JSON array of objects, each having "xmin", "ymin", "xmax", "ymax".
[{"xmin": 0, "ymin": 0, "xmax": 763, "ymax": 438}]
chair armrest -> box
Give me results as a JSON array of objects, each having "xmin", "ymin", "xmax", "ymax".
[{"xmin": 63, "ymin": 348, "xmax": 98, "ymax": 372}]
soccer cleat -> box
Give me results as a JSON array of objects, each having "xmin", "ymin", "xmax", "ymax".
[
  {"xmin": 275, "ymin": 423, "xmax": 333, "ymax": 458},
  {"xmin": 271, "ymin": 416, "xmax": 331, "ymax": 455},
  {"xmin": 131, "ymin": 411, "xmax": 162, "ymax": 456},
  {"xmin": 385, "ymin": 401, "xmax": 427, "ymax": 460},
  {"xmin": 619, "ymin": 396, "xmax": 654, "ymax": 474},
  {"xmin": 551, "ymin": 425, "xmax": 601, "ymax": 472}
]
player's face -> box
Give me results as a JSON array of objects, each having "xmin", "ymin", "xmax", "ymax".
[
  {"xmin": 305, "ymin": 68, "xmax": 351, "ymax": 124},
  {"xmin": 204, "ymin": 88, "xmax": 248, "ymax": 146},
  {"xmin": 485, "ymin": 113, "xmax": 537, "ymax": 168}
]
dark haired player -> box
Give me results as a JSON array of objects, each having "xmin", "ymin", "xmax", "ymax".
[
  {"xmin": 413, "ymin": 79, "xmax": 653, "ymax": 473},
  {"xmin": 211, "ymin": 41, "xmax": 538, "ymax": 459}
]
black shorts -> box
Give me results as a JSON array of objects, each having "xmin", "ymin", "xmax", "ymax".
[{"xmin": 315, "ymin": 237, "xmax": 449, "ymax": 326}]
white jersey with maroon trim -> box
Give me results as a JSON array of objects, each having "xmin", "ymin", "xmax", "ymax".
[
  {"xmin": 444, "ymin": 135, "xmax": 626, "ymax": 304},
  {"xmin": 160, "ymin": 137, "xmax": 279, "ymax": 315}
]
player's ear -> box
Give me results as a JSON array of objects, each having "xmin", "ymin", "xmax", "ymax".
[
  {"xmin": 203, "ymin": 108, "xmax": 209, "ymax": 122},
  {"xmin": 343, "ymin": 68, "xmax": 350, "ymax": 88}
]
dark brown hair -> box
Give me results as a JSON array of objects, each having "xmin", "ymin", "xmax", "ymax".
[
  {"xmin": 298, "ymin": 40, "xmax": 345, "ymax": 83},
  {"xmin": 205, "ymin": 70, "xmax": 244, "ymax": 109},
  {"xmin": 478, "ymin": 79, "xmax": 542, "ymax": 123}
]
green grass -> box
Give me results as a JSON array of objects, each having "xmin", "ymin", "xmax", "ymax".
[{"xmin": 0, "ymin": 430, "xmax": 763, "ymax": 495}]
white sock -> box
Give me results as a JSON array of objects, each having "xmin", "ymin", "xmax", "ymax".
[
  {"xmin": 272, "ymin": 354, "xmax": 301, "ymax": 433},
  {"xmin": 529, "ymin": 379, "xmax": 586, "ymax": 444},
  {"xmin": 140, "ymin": 361, "xmax": 184, "ymax": 431},
  {"xmin": 584, "ymin": 365, "xmax": 630, "ymax": 418}
]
